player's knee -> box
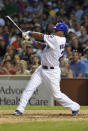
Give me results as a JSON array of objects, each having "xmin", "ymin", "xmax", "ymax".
[{"xmin": 53, "ymin": 91, "xmax": 62, "ymax": 100}]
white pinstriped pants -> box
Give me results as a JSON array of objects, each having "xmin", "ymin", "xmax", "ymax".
[{"xmin": 17, "ymin": 65, "xmax": 80, "ymax": 113}]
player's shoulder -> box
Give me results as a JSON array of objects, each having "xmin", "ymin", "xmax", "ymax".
[
  {"xmin": 54, "ymin": 35, "xmax": 66, "ymax": 40},
  {"xmin": 57, "ymin": 35, "xmax": 66, "ymax": 40},
  {"xmin": 48, "ymin": 35, "xmax": 66, "ymax": 41},
  {"xmin": 55, "ymin": 36, "xmax": 66, "ymax": 44}
]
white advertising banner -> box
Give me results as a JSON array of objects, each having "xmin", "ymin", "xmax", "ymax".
[{"xmin": 0, "ymin": 76, "xmax": 54, "ymax": 106}]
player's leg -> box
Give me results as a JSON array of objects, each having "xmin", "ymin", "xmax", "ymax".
[
  {"xmin": 43, "ymin": 68, "xmax": 80, "ymax": 114},
  {"xmin": 52, "ymin": 89, "xmax": 80, "ymax": 112},
  {"xmin": 49, "ymin": 81, "xmax": 80, "ymax": 111},
  {"xmin": 15, "ymin": 67, "xmax": 42, "ymax": 114}
]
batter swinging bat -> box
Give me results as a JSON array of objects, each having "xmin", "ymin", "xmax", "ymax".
[{"xmin": 6, "ymin": 16, "xmax": 23, "ymax": 33}]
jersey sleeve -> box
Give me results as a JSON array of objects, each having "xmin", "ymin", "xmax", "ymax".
[{"xmin": 43, "ymin": 34, "xmax": 57, "ymax": 49}]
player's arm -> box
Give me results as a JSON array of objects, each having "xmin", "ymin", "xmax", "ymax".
[
  {"xmin": 22, "ymin": 31, "xmax": 44, "ymax": 41},
  {"xmin": 24, "ymin": 39, "xmax": 45, "ymax": 50},
  {"xmin": 31, "ymin": 32, "xmax": 44, "ymax": 41},
  {"xmin": 22, "ymin": 31, "xmax": 56, "ymax": 49},
  {"xmin": 32, "ymin": 40, "xmax": 44, "ymax": 50}
]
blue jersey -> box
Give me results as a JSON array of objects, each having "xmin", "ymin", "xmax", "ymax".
[
  {"xmin": 82, "ymin": 58, "xmax": 88, "ymax": 75},
  {"xmin": 70, "ymin": 60, "xmax": 85, "ymax": 78}
]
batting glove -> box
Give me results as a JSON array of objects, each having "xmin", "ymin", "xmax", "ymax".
[
  {"xmin": 22, "ymin": 31, "xmax": 31, "ymax": 40},
  {"xmin": 22, "ymin": 37, "xmax": 35, "ymax": 45},
  {"xmin": 22, "ymin": 39, "xmax": 33, "ymax": 45}
]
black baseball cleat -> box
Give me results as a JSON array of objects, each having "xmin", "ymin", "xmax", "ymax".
[
  {"xmin": 13, "ymin": 110, "xmax": 23, "ymax": 116},
  {"xmin": 72, "ymin": 110, "xmax": 79, "ymax": 116}
]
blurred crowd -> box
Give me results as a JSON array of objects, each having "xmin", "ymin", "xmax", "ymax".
[{"xmin": 0, "ymin": 0, "xmax": 88, "ymax": 78}]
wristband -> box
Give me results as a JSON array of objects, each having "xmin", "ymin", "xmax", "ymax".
[
  {"xmin": 28, "ymin": 31, "xmax": 31, "ymax": 35},
  {"xmin": 33, "ymin": 40, "xmax": 37, "ymax": 45}
]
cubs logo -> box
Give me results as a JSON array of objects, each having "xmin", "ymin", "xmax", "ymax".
[{"xmin": 48, "ymin": 35, "xmax": 54, "ymax": 38}]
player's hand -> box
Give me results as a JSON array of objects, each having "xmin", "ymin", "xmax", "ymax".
[
  {"xmin": 22, "ymin": 38, "xmax": 34, "ymax": 45},
  {"xmin": 22, "ymin": 31, "xmax": 31, "ymax": 40}
]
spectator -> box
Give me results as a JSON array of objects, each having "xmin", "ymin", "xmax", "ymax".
[
  {"xmin": 79, "ymin": 27, "xmax": 88, "ymax": 49},
  {"xmin": 0, "ymin": 52, "xmax": 11, "ymax": 66},
  {"xmin": 40, "ymin": 13, "xmax": 48, "ymax": 33},
  {"xmin": 74, "ymin": 4, "xmax": 84, "ymax": 21},
  {"xmin": 0, "ymin": 0, "xmax": 5, "ymax": 11},
  {"xmin": 47, "ymin": 21, "xmax": 55, "ymax": 34},
  {"xmin": 21, "ymin": 45, "xmax": 33, "ymax": 61},
  {"xmin": 25, "ymin": 0, "xmax": 43, "ymax": 19},
  {"xmin": 14, "ymin": 54, "xmax": 21, "ymax": 72},
  {"xmin": 83, "ymin": 0, "xmax": 88, "ymax": 12},
  {"xmin": 3, "ymin": 52, "xmax": 11, "ymax": 60},
  {"xmin": 16, "ymin": 0, "xmax": 25, "ymax": 15},
  {"xmin": 6, "ymin": 45, "xmax": 16, "ymax": 60},
  {"xmin": 34, "ymin": 23, "xmax": 41, "ymax": 32},
  {"xmin": 30, "ymin": 55, "xmax": 40, "ymax": 74},
  {"xmin": 74, "ymin": 22, "xmax": 82, "ymax": 38},
  {"xmin": 48, "ymin": 2, "xmax": 56, "ymax": 18},
  {"xmin": 0, "ymin": 14, "xmax": 5, "ymax": 27},
  {"xmin": 10, "ymin": 33, "xmax": 22, "ymax": 52},
  {"xmin": 19, "ymin": 40, "xmax": 27, "ymax": 57},
  {"xmin": 27, "ymin": 54, "xmax": 35, "ymax": 71},
  {"xmin": 68, "ymin": 30, "xmax": 82, "ymax": 53},
  {"xmin": 3, "ymin": 25, "xmax": 10, "ymax": 38},
  {"xmin": 82, "ymin": 47, "xmax": 88, "ymax": 78},
  {"xmin": 4, "ymin": 0, "xmax": 18, "ymax": 15},
  {"xmin": 0, "ymin": 59, "xmax": 16, "ymax": 75},
  {"xmin": 0, "ymin": 36, "xmax": 7, "ymax": 59},
  {"xmin": 0, "ymin": 26, "xmax": 9, "ymax": 46},
  {"xmin": 25, "ymin": 22, "xmax": 34, "ymax": 31},
  {"xmin": 61, "ymin": 58, "xmax": 73, "ymax": 78},
  {"xmin": 84, "ymin": 18, "xmax": 88, "ymax": 34},
  {"xmin": 70, "ymin": 50, "xmax": 85, "ymax": 78},
  {"xmin": 64, "ymin": 44, "xmax": 72, "ymax": 61},
  {"xmin": 16, "ymin": 60, "xmax": 30, "ymax": 75},
  {"xmin": 69, "ymin": 13, "xmax": 76, "ymax": 28}
]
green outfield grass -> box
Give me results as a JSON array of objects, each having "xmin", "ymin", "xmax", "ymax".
[
  {"xmin": 0, "ymin": 106, "xmax": 88, "ymax": 131},
  {"xmin": 0, "ymin": 121, "xmax": 88, "ymax": 131}
]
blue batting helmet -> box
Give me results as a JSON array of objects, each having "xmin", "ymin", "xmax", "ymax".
[{"xmin": 54, "ymin": 22, "xmax": 68, "ymax": 33}]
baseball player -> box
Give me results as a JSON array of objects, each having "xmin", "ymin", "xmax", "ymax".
[{"xmin": 14, "ymin": 22, "xmax": 80, "ymax": 116}]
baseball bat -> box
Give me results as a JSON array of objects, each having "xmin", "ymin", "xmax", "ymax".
[{"xmin": 6, "ymin": 16, "xmax": 23, "ymax": 33}]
